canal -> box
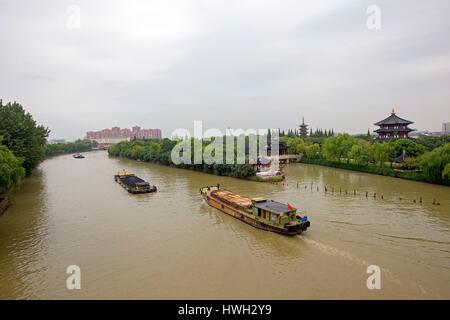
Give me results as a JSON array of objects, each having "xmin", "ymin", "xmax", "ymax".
[{"xmin": 0, "ymin": 151, "xmax": 449, "ymax": 299}]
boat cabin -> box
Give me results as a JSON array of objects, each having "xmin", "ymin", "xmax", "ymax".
[{"xmin": 251, "ymin": 198, "xmax": 297, "ymax": 225}]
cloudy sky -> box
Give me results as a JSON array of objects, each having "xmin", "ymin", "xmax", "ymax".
[{"xmin": 1, "ymin": 0, "xmax": 449, "ymax": 140}]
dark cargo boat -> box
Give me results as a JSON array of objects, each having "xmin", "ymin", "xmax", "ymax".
[
  {"xmin": 200, "ymin": 185, "xmax": 310, "ymax": 236},
  {"xmin": 114, "ymin": 170, "xmax": 157, "ymax": 194}
]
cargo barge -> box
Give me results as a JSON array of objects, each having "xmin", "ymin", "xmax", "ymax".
[
  {"xmin": 114, "ymin": 170, "xmax": 157, "ymax": 194},
  {"xmin": 200, "ymin": 185, "xmax": 310, "ymax": 236}
]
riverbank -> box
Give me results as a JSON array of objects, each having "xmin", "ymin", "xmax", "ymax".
[
  {"xmin": 0, "ymin": 196, "xmax": 10, "ymax": 217},
  {"xmin": 300, "ymin": 158, "xmax": 450, "ymax": 186}
]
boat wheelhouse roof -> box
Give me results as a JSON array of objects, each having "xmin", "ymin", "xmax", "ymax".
[
  {"xmin": 374, "ymin": 112, "xmax": 413, "ymax": 126},
  {"xmin": 254, "ymin": 200, "xmax": 294, "ymax": 214}
]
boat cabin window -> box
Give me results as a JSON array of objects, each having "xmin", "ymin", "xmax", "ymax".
[{"xmin": 257, "ymin": 208, "xmax": 269, "ymax": 220}]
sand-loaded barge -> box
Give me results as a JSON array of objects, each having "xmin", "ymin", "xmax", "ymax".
[
  {"xmin": 114, "ymin": 170, "xmax": 157, "ymax": 194},
  {"xmin": 200, "ymin": 185, "xmax": 310, "ymax": 236}
]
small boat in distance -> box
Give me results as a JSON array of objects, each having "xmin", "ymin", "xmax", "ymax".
[
  {"xmin": 114, "ymin": 170, "xmax": 157, "ymax": 194},
  {"xmin": 73, "ymin": 153, "xmax": 85, "ymax": 159},
  {"xmin": 200, "ymin": 185, "xmax": 310, "ymax": 236}
]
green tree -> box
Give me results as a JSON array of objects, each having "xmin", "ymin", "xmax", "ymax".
[
  {"xmin": 420, "ymin": 144, "xmax": 450, "ymax": 182},
  {"xmin": 348, "ymin": 140, "xmax": 371, "ymax": 165},
  {"xmin": 0, "ymin": 137, "xmax": 25, "ymax": 195},
  {"xmin": 370, "ymin": 142, "xmax": 392, "ymax": 167},
  {"xmin": 304, "ymin": 143, "xmax": 321, "ymax": 159},
  {"xmin": 442, "ymin": 163, "xmax": 450, "ymax": 180},
  {"xmin": 390, "ymin": 139, "xmax": 425, "ymax": 158},
  {"xmin": 322, "ymin": 134, "xmax": 356, "ymax": 163},
  {"xmin": 0, "ymin": 100, "xmax": 50, "ymax": 175}
]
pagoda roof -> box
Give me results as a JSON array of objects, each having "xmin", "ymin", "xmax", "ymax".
[
  {"xmin": 374, "ymin": 111, "xmax": 414, "ymax": 126},
  {"xmin": 374, "ymin": 128, "xmax": 415, "ymax": 133}
]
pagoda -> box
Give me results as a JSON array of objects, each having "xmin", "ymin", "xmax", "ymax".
[
  {"xmin": 374, "ymin": 108, "xmax": 414, "ymax": 141},
  {"xmin": 299, "ymin": 117, "xmax": 309, "ymax": 137}
]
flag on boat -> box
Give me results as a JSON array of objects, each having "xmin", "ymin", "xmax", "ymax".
[{"xmin": 287, "ymin": 203, "xmax": 295, "ymax": 210}]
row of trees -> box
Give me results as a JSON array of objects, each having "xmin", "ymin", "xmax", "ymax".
[
  {"xmin": 0, "ymin": 100, "xmax": 50, "ymax": 196},
  {"xmin": 284, "ymin": 134, "xmax": 450, "ymax": 184},
  {"xmin": 0, "ymin": 137, "xmax": 25, "ymax": 195},
  {"xmin": 45, "ymin": 139, "xmax": 98, "ymax": 157},
  {"xmin": 280, "ymin": 128, "xmax": 335, "ymax": 137},
  {"xmin": 0, "ymin": 100, "xmax": 50, "ymax": 175},
  {"xmin": 108, "ymin": 138, "xmax": 257, "ymax": 178}
]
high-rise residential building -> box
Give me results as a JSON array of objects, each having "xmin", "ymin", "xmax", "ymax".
[
  {"xmin": 86, "ymin": 126, "xmax": 162, "ymax": 144},
  {"xmin": 443, "ymin": 122, "xmax": 450, "ymax": 135}
]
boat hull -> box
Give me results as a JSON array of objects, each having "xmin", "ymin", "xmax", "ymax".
[
  {"xmin": 114, "ymin": 176, "xmax": 157, "ymax": 194},
  {"xmin": 201, "ymin": 188, "xmax": 307, "ymax": 236}
]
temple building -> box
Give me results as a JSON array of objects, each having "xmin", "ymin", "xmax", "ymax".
[
  {"xmin": 299, "ymin": 117, "xmax": 309, "ymax": 137},
  {"xmin": 374, "ymin": 109, "xmax": 414, "ymax": 141}
]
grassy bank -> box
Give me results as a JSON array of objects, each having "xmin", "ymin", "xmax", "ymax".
[{"xmin": 299, "ymin": 158, "xmax": 450, "ymax": 186}]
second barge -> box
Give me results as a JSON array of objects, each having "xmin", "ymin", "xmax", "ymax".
[{"xmin": 114, "ymin": 170, "xmax": 157, "ymax": 194}]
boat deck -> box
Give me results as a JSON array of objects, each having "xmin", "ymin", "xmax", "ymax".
[{"xmin": 210, "ymin": 189, "xmax": 253, "ymax": 209}]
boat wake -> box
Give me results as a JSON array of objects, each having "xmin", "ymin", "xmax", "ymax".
[
  {"xmin": 296, "ymin": 235, "xmax": 406, "ymax": 287},
  {"xmin": 296, "ymin": 235, "xmax": 370, "ymax": 268}
]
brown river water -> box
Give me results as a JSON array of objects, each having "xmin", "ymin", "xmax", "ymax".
[{"xmin": 0, "ymin": 150, "xmax": 449, "ymax": 299}]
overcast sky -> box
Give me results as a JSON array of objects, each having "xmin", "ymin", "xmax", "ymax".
[{"xmin": 1, "ymin": 0, "xmax": 449, "ymax": 140}]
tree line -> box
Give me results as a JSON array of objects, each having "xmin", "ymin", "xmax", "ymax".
[
  {"xmin": 108, "ymin": 137, "xmax": 257, "ymax": 178},
  {"xmin": 45, "ymin": 139, "xmax": 98, "ymax": 157},
  {"xmin": 284, "ymin": 134, "xmax": 450, "ymax": 184},
  {"xmin": 0, "ymin": 100, "xmax": 50, "ymax": 196}
]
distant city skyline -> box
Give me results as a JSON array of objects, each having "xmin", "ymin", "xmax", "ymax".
[
  {"xmin": 1, "ymin": 1, "xmax": 449, "ymax": 140},
  {"xmin": 86, "ymin": 126, "xmax": 162, "ymax": 142}
]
